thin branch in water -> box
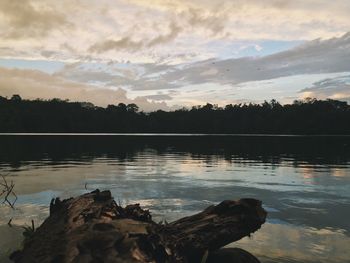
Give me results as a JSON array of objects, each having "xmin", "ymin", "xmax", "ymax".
[
  {"xmin": 117, "ymin": 197, "xmax": 123, "ymax": 207},
  {"xmin": 201, "ymin": 250, "xmax": 209, "ymax": 263},
  {"xmin": 22, "ymin": 220, "xmax": 36, "ymax": 242},
  {"xmin": 0, "ymin": 174, "xmax": 17, "ymax": 209}
]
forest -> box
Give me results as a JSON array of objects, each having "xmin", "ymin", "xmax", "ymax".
[{"xmin": 0, "ymin": 95, "xmax": 349, "ymax": 134}]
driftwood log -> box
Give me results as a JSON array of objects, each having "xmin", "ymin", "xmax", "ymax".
[{"xmin": 10, "ymin": 190, "xmax": 266, "ymax": 263}]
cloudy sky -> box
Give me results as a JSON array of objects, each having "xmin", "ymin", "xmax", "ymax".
[{"xmin": 0, "ymin": 0, "xmax": 350, "ymax": 111}]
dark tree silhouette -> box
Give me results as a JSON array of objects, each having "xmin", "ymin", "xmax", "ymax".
[
  {"xmin": 11, "ymin": 94, "xmax": 22, "ymax": 102},
  {"xmin": 0, "ymin": 95, "xmax": 349, "ymax": 134},
  {"xmin": 127, "ymin": 103, "xmax": 139, "ymax": 113}
]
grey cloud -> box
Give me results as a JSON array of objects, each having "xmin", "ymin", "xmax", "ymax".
[
  {"xmin": 0, "ymin": 67, "xmax": 171, "ymax": 111},
  {"xmin": 156, "ymin": 32, "xmax": 350, "ymax": 87},
  {"xmin": 142, "ymin": 94, "xmax": 173, "ymax": 101},
  {"xmin": 108, "ymin": 78, "xmax": 181, "ymax": 91},
  {"xmin": 51, "ymin": 32, "xmax": 350, "ymax": 95},
  {"xmin": 0, "ymin": 0, "xmax": 69, "ymax": 39},
  {"xmin": 40, "ymin": 50, "xmax": 63, "ymax": 59},
  {"xmin": 185, "ymin": 7, "xmax": 227, "ymax": 35},
  {"xmin": 147, "ymin": 22, "xmax": 181, "ymax": 47},
  {"xmin": 89, "ymin": 22, "xmax": 181, "ymax": 53},
  {"xmin": 0, "ymin": 47, "xmax": 29, "ymax": 57},
  {"xmin": 88, "ymin": 4, "xmax": 227, "ymax": 55},
  {"xmin": 88, "ymin": 37, "xmax": 144, "ymax": 53},
  {"xmin": 59, "ymin": 43, "xmax": 77, "ymax": 54},
  {"xmin": 55, "ymin": 62, "xmax": 179, "ymax": 91},
  {"xmin": 299, "ymin": 75, "xmax": 350, "ymax": 101},
  {"xmin": 168, "ymin": 90, "xmax": 180, "ymax": 95},
  {"xmin": 54, "ymin": 65, "xmax": 119, "ymax": 84}
]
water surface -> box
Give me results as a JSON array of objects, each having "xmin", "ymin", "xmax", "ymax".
[{"xmin": 0, "ymin": 135, "xmax": 349, "ymax": 262}]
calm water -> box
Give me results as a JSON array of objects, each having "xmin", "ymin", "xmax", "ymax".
[{"xmin": 0, "ymin": 135, "xmax": 350, "ymax": 263}]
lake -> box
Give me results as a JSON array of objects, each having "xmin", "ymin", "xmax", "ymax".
[{"xmin": 0, "ymin": 134, "xmax": 350, "ymax": 263}]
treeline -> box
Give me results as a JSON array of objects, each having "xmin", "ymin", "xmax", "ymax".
[{"xmin": 0, "ymin": 95, "xmax": 349, "ymax": 134}]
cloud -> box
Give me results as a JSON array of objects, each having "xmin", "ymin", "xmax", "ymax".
[
  {"xmin": 152, "ymin": 32, "xmax": 350, "ymax": 88},
  {"xmin": 89, "ymin": 22, "xmax": 181, "ymax": 53},
  {"xmin": 6, "ymin": 31, "xmax": 345, "ymax": 110},
  {"xmin": 129, "ymin": 0, "xmax": 350, "ymax": 40},
  {"xmin": 1, "ymin": 1, "xmax": 350, "ymax": 108},
  {"xmin": 48, "ymin": 32, "xmax": 350, "ymax": 96},
  {"xmin": 141, "ymin": 94, "xmax": 173, "ymax": 101},
  {"xmin": 299, "ymin": 75, "xmax": 350, "ymax": 101},
  {"xmin": 53, "ymin": 61, "xmax": 179, "ymax": 91},
  {"xmin": 184, "ymin": 7, "xmax": 227, "ymax": 35},
  {"xmin": 1, "ymin": 0, "xmax": 350, "ymax": 63},
  {"xmin": 88, "ymin": 37, "xmax": 144, "ymax": 53},
  {"xmin": 0, "ymin": 67, "xmax": 171, "ymax": 111},
  {"xmin": 146, "ymin": 22, "xmax": 181, "ymax": 47},
  {"xmin": 0, "ymin": 0, "xmax": 69, "ymax": 39}
]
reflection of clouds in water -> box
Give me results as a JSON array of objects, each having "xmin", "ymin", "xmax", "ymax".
[
  {"xmin": 0, "ymin": 204, "xmax": 49, "ymax": 263},
  {"xmin": 332, "ymin": 168, "xmax": 348, "ymax": 177},
  {"xmin": 299, "ymin": 166, "xmax": 315, "ymax": 180},
  {"xmin": 124, "ymin": 198, "xmax": 212, "ymax": 222},
  {"xmin": 6, "ymin": 161, "xmax": 129, "ymax": 195},
  {"xmin": 0, "ymin": 225, "xmax": 23, "ymax": 263},
  {"xmin": 233, "ymin": 223, "xmax": 350, "ymax": 263},
  {"xmin": 297, "ymin": 165, "xmax": 350, "ymax": 193},
  {"xmin": 0, "ymin": 139, "xmax": 350, "ymax": 263},
  {"xmin": 0, "ymin": 204, "xmax": 49, "ymax": 226}
]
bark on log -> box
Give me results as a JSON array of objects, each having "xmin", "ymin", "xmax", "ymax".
[{"xmin": 10, "ymin": 190, "xmax": 266, "ymax": 263}]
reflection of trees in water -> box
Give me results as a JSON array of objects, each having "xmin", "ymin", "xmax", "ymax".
[{"xmin": 0, "ymin": 136, "xmax": 349, "ymax": 169}]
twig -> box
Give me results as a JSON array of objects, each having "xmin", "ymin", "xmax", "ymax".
[
  {"xmin": 0, "ymin": 175, "xmax": 17, "ymax": 209},
  {"xmin": 201, "ymin": 250, "xmax": 209, "ymax": 263},
  {"xmin": 117, "ymin": 197, "xmax": 122, "ymax": 207},
  {"xmin": 0, "ymin": 174, "xmax": 17, "ymax": 209}
]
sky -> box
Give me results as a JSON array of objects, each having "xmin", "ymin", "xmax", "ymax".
[{"xmin": 0, "ymin": 0, "xmax": 350, "ymax": 111}]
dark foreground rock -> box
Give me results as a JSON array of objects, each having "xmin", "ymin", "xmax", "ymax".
[{"xmin": 10, "ymin": 190, "xmax": 266, "ymax": 263}]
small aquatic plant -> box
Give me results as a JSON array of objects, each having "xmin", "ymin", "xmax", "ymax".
[{"xmin": 22, "ymin": 220, "xmax": 35, "ymax": 245}]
